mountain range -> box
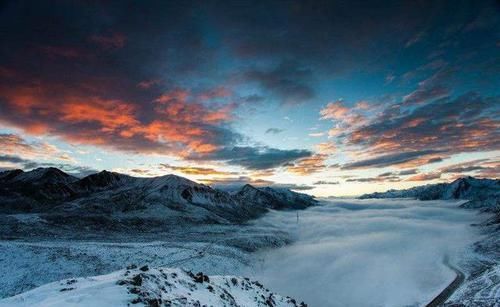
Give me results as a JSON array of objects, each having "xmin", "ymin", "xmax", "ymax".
[
  {"xmin": 360, "ymin": 176, "xmax": 499, "ymax": 212},
  {"xmin": 0, "ymin": 167, "xmax": 317, "ymax": 226}
]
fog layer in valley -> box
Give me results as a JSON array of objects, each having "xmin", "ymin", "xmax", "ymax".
[{"xmin": 248, "ymin": 199, "xmax": 483, "ymax": 307}]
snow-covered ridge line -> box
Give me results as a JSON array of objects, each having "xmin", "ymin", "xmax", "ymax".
[
  {"xmin": 0, "ymin": 266, "xmax": 307, "ymax": 307},
  {"xmin": 359, "ymin": 176, "xmax": 499, "ymax": 211},
  {"xmin": 0, "ymin": 167, "xmax": 317, "ymax": 224}
]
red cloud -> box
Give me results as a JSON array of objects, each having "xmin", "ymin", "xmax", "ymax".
[
  {"xmin": 406, "ymin": 172, "xmax": 441, "ymax": 181},
  {"xmin": 0, "ymin": 80, "xmax": 235, "ymax": 157}
]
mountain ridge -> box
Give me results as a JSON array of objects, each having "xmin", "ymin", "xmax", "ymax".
[
  {"xmin": 359, "ymin": 176, "xmax": 499, "ymax": 211},
  {"xmin": 0, "ymin": 167, "xmax": 317, "ymax": 226}
]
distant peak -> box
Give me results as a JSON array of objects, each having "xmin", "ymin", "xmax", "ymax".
[
  {"xmin": 13, "ymin": 167, "xmax": 78, "ymax": 184},
  {"xmin": 0, "ymin": 169, "xmax": 24, "ymax": 181},
  {"xmin": 241, "ymin": 184, "xmax": 259, "ymax": 191}
]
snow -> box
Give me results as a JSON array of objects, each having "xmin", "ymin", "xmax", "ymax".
[
  {"xmin": 14, "ymin": 167, "xmax": 78, "ymax": 184},
  {"xmin": 2, "ymin": 199, "xmax": 493, "ymax": 307},
  {"xmin": 0, "ymin": 169, "xmax": 498, "ymax": 307},
  {"xmin": 0, "ymin": 267, "xmax": 302, "ymax": 307}
]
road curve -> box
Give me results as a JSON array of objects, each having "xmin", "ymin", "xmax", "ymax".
[{"xmin": 425, "ymin": 255, "xmax": 465, "ymax": 307}]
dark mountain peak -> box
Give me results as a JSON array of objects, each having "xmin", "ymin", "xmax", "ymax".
[
  {"xmin": 77, "ymin": 170, "xmax": 129, "ymax": 190},
  {"xmin": 0, "ymin": 169, "xmax": 24, "ymax": 182},
  {"xmin": 452, "ymin": 176, "xmax": 475, "ymax": 183},
  {"xmin": 147, "ymin": 173, "xmax": 204, "ymax": 190},
  {"xmin": 240, "ymin": 184, "xmax": 259, "ymax": 192},
  {"xmin": 15, "ymin": 167, "xmax": 78, "ymax": 184},
  {"xmin": 236, "ymin": 184, "xmax": 316, "ymax": 210}
]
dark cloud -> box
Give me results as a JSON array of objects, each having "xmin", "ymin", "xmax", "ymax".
[
  {"xmin": 378, "ymin": 169, "xmax": 419, "ymax": 177},
  {"xmin": 427, "ymin": 157, "xmax": 444, "ymax": 164},
  {"xmin": 201, "ymin": 176, "xmax": 313, "ymax": 191},
  {"xmin": 398, "ymin": 169, "xmax": 419, "ymax": 176},
  {"xmin": 402, "ymin": 69, "xmax": 452, "ymax": 104},
  {"xmin": 345, "ymin": 169, "xmax": 419, "ymax": 183},
  {"xmin": 0, "ymin": 2, "xmax": 325, "ymax": 171},
  {"xmin": 0, "ymin": 154, "xmax": 28, "ymax": 164},
  {"xmin": 243, "ymin": 61, "xmax": 315, "ymax": 105},
  {"xmin": 243, "ymin": 94, "xmax": 265, "ymax": 103},
  {"xmin": 191, "ymin": 146, "xmax": 312, "ymax": 170},
  {"xmin": 313, "ymin": 181, "xmax": 339, "ymax": 185},
  {"xmin": 0, "ymin": 154, "xmax": 96, "ymax": 177},
  {"xmin": 346, "ymin": 176, "xmax": 401, "ymax": 183},
  {"xmin": 341, "ymin": 150, "xmax": 442, "ymax": 170},
  {"xmin": 442, "ymin": 166, "xmax": 485, "ymax": 173},
  {"xmin": 271, "ymin": 183, "xmax": 315, "ymax": 191},
  {"xmin": 265, "ymin": 128, "xmax": 285, "ymax": 134},
  {"xmin": 438, "ymin": 159, "xmax": 491, "ymax": 175}
]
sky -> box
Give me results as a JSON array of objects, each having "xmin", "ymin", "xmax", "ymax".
[{"xmin": 0, "ymin": 0, "xmax": 498, "ymax": 196}]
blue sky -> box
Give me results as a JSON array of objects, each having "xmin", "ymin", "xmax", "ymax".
[{"xmin": 0, "ymin": 1, "xmax": 498, "ymax": 196}]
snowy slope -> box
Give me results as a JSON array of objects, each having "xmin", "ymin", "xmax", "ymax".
[{"xmin": 0, "ymin": 266, "xmax": 305, "ymax": 307}]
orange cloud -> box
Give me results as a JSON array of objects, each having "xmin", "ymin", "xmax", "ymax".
[
  {"xmin": 0, "ymin": 81, "xmax": 236, "ymax": 157},
  {"xmin": 315, "ymin": 142, "xmax": 336, "ymax": 154},
  {"xmin": 406, "ymin": 172, "xmax": 441, "ymax": 181},
  {"xmin": 287, "ymin": 154, "xmax": 327, "ymax": 175},
  {"xmin": 320, "ymin": 100, "xmax": 350, "ymax": 120},
  {"xmin": 137, "ymin": 79, "xmax": 160, "ymax": 89},
  {"xmin": 345, "ymin": 93, "xmax": 499, "ymax": 165},
  {"xmin": 59, "ymin": 98, "xmax": 139, "ymax": 132},
  {"xmin": 160, "ymin": 163, "xmax": 237, "ymax": 176}
]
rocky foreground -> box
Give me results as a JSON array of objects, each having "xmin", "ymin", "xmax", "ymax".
[{"xmin": 0, "ymin": 266, "xmax": 306, "ymax": 307}]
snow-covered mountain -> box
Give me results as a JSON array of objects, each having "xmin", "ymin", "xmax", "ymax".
[
  {"xmin": 360, "ymin": 177, "xmax": 499, "ymax": 211},
  {"xmin": 0, "ymin": 168, "xmax": 80, "ymax": 212},
  {"xmin": 0, "ymin": 266, "xmax": 306, "ymax": 307},
  {"xmin": 0, "ymin": 168, "xmax": 317, "ymax": 225},
  {"xmin": 235, "ymin": 184, "xmax": 317, "ymax": 210}
]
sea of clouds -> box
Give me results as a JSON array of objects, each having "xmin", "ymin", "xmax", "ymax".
[{"xmin": 247, "ymin": 198, "xmax": 484, "ymax": 307}]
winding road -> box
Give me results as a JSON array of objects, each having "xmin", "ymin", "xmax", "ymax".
[{"xmin": 425, "ymin": 256, "xmax": 465, "ymax": 307}]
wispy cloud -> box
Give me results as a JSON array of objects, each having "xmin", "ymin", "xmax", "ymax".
[{"xmin": 265, "ymin": 128, "xmax": 285, "ymax": 134}]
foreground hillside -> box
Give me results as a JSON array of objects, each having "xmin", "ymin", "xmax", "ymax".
[
  {"xmin": 0, "ymin": 266, "xmax": 305, "ymax": 307},
  {"xmin": 0, "ymin": 167, "xmax": 316, "ymax": 237}
]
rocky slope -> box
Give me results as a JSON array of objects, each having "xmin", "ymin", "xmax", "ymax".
[
  {"xmin": 0, "ymin": 168, "xmax": 317, "ymax": 228},
  {"xmin": 0, "ymin": 266, "xmax": 306, "ymax": 307}
]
